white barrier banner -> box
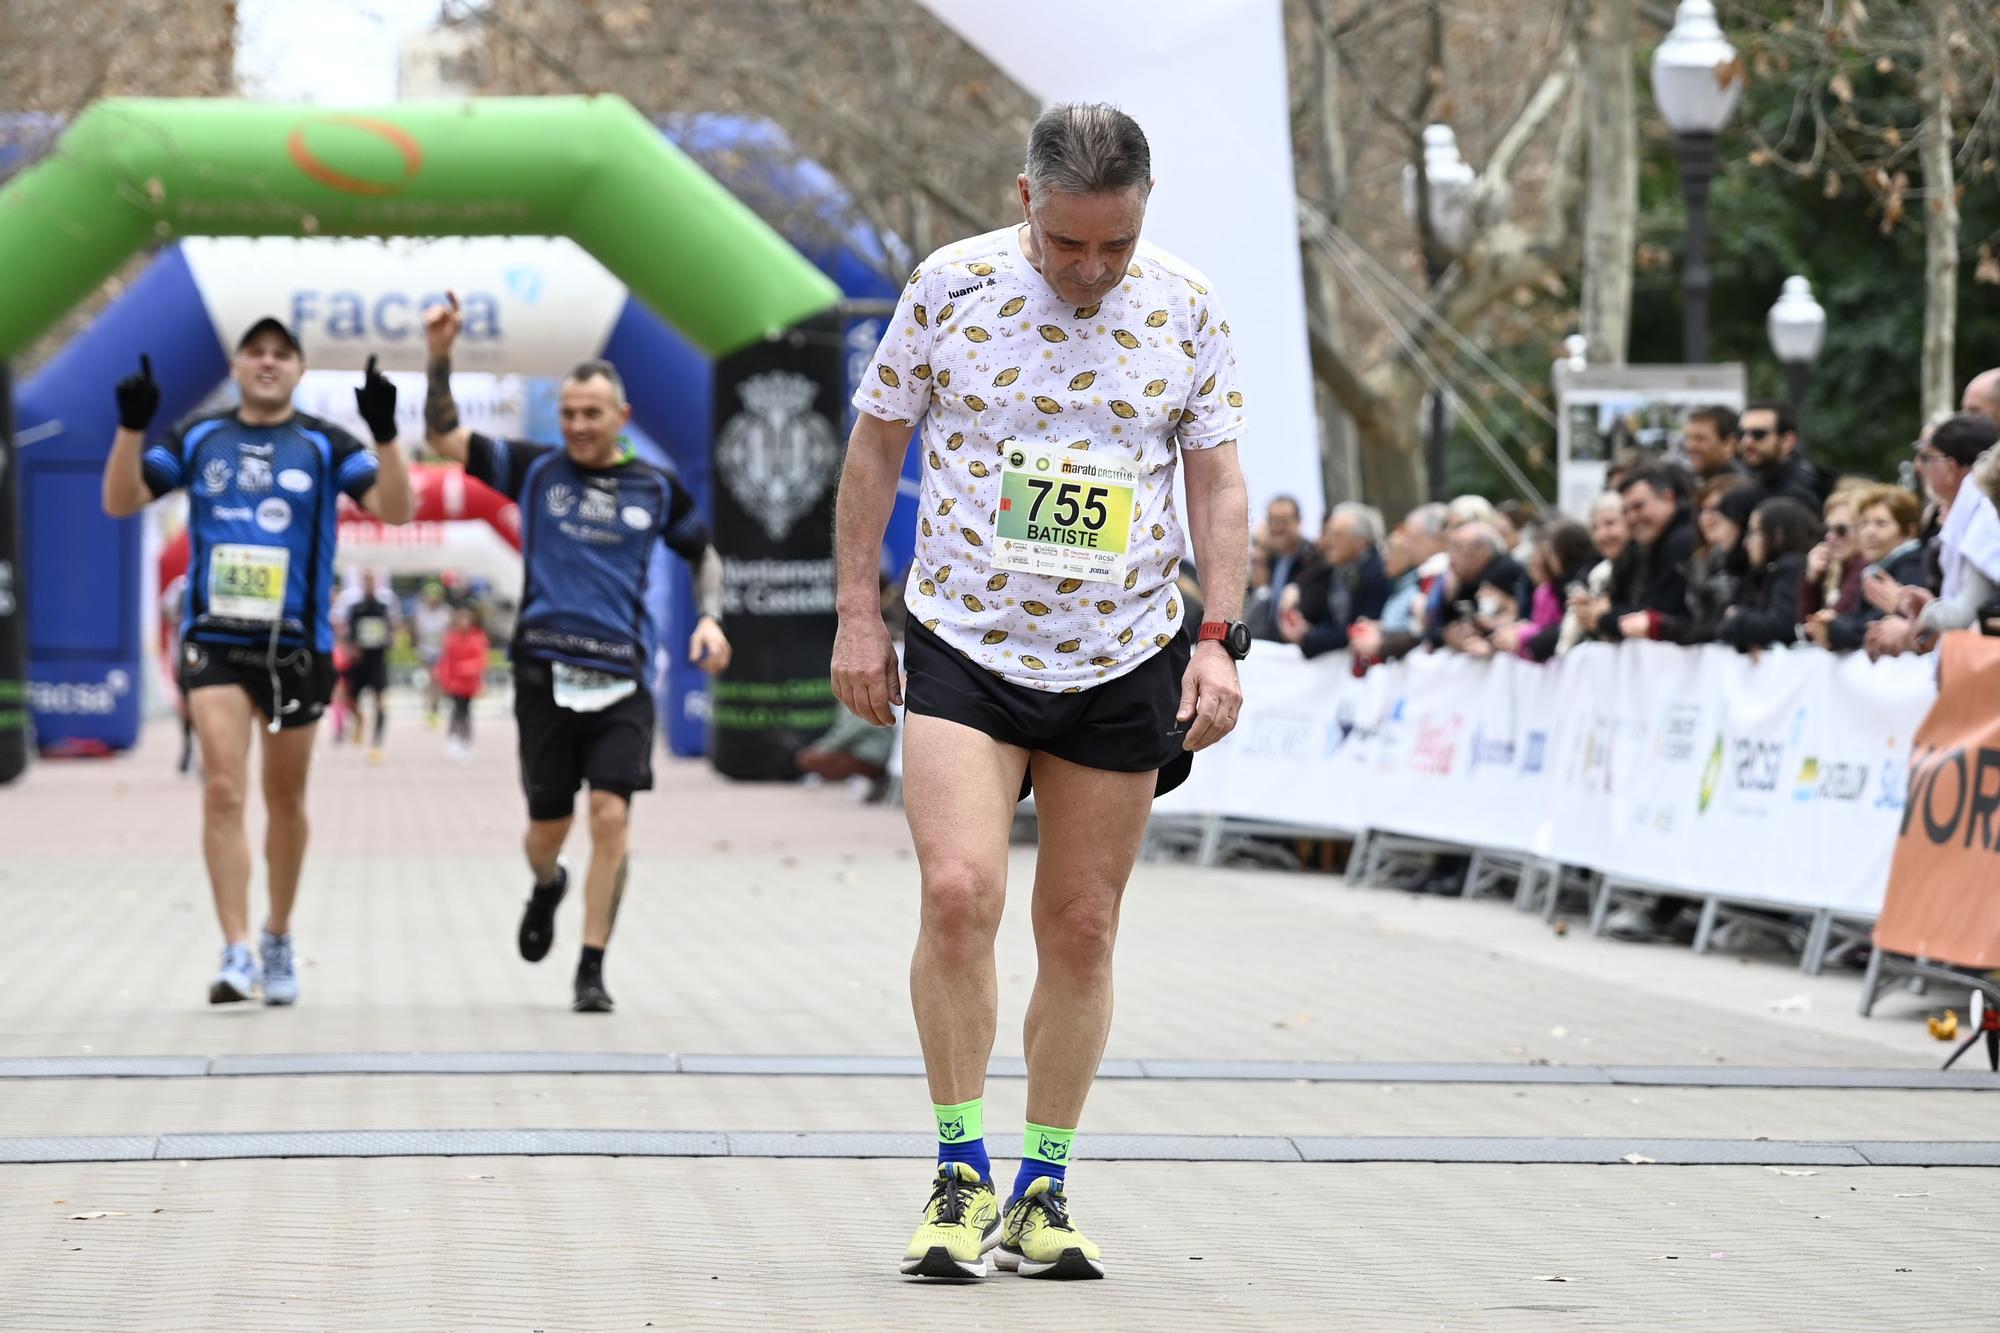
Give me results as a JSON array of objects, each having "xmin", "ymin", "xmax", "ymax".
[{"xmin": 1157, "ymin": 642, "xmax": 1936, "ymax": 918}]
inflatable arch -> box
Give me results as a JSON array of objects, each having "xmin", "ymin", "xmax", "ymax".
[{"xmin": 0, "ymin": 99, "xmax": 853, "ymax": 766}]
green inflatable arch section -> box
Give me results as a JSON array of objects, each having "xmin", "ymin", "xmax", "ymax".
[{"xmin": 0, "ymin": 95, "xmax": 840, "ymax": 360}]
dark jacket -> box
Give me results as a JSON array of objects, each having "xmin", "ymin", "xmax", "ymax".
[
  {"xmin": 1596, "ymin": 506, "xmax": 1697, "ymax": 640},
  {"xmin": 1717, "ymin": 551, "xmax": 1808, "ymax": 651},
  {"xmin": 1293, "ymin": 546, "xmax": 1391, "ymax": 658},
  {"xmin": 1752, "ymin": 452, "xmax": 1833, "ymax": 510},
  {"xmin": 1800, "ymin": 552, "xmax": 1866, "ymax": 620},
  {"xmin": 1675, "ymin": 544, "xmax": 1746, "ymax": 644},
  {"xmin": 1826, "ymin": 540, "xmax": 1928, "ymax": 651}
]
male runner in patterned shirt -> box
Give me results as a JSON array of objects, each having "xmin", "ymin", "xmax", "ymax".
[{"xmin": 834, "ymin": 103, "xmax": 1252, "ymax": 1280}]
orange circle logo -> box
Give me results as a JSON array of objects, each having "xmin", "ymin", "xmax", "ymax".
[{"xmin": 286, "ymin": 116, "xmax": 424, "ymax": 197}]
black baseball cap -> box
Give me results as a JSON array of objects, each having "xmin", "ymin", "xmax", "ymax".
[{"xmin": 236, "ymin": 316, "xmax": 303, "ymax": 355}]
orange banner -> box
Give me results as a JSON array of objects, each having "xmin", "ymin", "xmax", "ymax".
[{"xmin": 1875, "ymin": 632, "xmax": 2000, "ymax": 968}]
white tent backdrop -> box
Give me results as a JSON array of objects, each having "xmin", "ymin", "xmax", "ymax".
[{"xmin": 918, "ymin": 0, "xmax": 1321, "ymax": 522}]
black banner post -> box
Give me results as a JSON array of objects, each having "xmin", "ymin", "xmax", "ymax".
[
  {"xmin": 0, "ymin": 361, "xmax": 29, "ymax": 783},
  {"xmin": 707, "ymin": 312, "xmax": 844, "ymax": 780}
]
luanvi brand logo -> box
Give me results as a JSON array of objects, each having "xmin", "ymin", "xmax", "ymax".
[
  {"xmin": 286, "ymin": 116, "xmax": 424, "ymax": 197},
  {"xmin": 947, "ymin": 279, "xmax": 996, "ymax": 300},
  {"xmin": 716, "ymin": 371, "xmax": 838, "ymax": 543}
]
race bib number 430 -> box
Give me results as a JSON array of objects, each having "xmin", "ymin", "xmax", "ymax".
[
  {"xmin": 207, "ymin": 544, "xmax": 289, "ymax": 622},
  {"xmin": 995, "ymin": 447, "xmax": 1138, "ymax": 584}
]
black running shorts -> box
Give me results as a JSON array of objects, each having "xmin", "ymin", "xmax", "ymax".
[
  {"xmin": 902, "ymin": 619, "xmax": 1193, "ymax": 801},
  {"xmin": 345, "ymin": 650, "xmax": 390, "ymax": 696},
  {"xmin": 513, "ymin": 655, "xmax": 656, "ymax": 821},
  {"xmin": 182, "ymin": 640, "xmax": 334, "ymax": 731}
]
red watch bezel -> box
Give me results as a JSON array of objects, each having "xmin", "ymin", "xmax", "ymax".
[{"xmin": 1198, "ymin": 621, "xmax": 1230, "ymax": 643}]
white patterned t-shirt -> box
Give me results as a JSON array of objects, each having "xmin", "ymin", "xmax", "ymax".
[{"xmin": 853, "ymin": 225, "xmax": 1245, "ymax": 692}]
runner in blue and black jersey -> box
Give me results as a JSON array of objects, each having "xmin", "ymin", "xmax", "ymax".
[
  {"xmin": 102, "ymin": 318, "xmax": 414, "ymax": 1005},
  {"xmin": 422, "ymin": 293, "xmax": 730, "ymax": 1012}
]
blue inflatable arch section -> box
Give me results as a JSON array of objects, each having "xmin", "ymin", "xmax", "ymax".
[{"xmin": 12, "ymin": 115, "xmax": 921, "ymax": 756}]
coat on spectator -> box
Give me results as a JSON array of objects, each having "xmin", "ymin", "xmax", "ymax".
[
  {"xmin": 1717, "ymin": 552, "xmax": 1808, "ymax": 650},
  {"xmin": 1800, "ymin": 552, "xmax": 1866, "ymax": 621},
  {"xmin": 1597, "ymin": 505, "xmax": 1697, "ymax": 640},
  {"xmin": 1752, "ymin": 451, "xmax": 1833, "ymax": 510},
  {"xmin": 1825, "ymin": 539, "xmax": 1928, "ymax": 651},
  {"xmin": 437, "ymin": 624, "xmax": 490, "ymax": 700},
  {"xmin": 1292, "ymin": 546, "xmax": 1391, "ymax": 658}
]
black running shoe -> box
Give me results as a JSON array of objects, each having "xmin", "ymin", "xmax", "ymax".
[
  {"xmin": 573, "ymin": 973, "xmax": 615, "ymax": 1013},
  {"xmin": 518, "ymin": 864, "xmax": 567, "ymax": 963}
]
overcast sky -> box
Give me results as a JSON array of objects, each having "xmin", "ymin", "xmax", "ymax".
[{"xmin": 236, "ymin": 0, "xmax": 448, "ymax": 104}]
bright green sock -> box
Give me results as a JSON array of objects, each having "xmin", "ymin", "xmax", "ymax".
[
  {"xmin": 934, "ymin": 1098, "xmax": 989, "ymax": 1179},
  {"xmin": 1012, "ymin": 1122, "xmax": 1073, "ymax": 1201}
]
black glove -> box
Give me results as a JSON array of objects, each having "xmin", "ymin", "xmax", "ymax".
[
  {"xmin": 355, "ymin": 354, "xmax": 398, "ymax": 444},
  {"xmin": 115, "ymin": 354, "xmax": 159, "ymax": 431}
]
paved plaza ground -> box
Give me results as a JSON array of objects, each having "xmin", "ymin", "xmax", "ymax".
[{"xmin": 1, "ymin": 701, "xmax": 1993, "ymax": 1330}]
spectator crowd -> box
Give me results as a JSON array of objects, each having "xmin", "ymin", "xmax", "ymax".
[{"xmin": 1247, "ymin": 367, "xmax": 2000, "ymax": 670}]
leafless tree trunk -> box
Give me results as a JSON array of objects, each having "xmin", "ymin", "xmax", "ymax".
[
  {"xmin": 1917, "ymin": 0, "xmax": 1959, "ymax": 420},
  {"xmin": 1301, "ymin": 41, "xmax": 1582, "ymax": 517},
  {"xmin": 1576, "ymin": 0, "xmax": 1636, "ymax": 364},
  {"xmin": 1300, "ymin": 0, "xmax": 1363, "ymax": 516}
]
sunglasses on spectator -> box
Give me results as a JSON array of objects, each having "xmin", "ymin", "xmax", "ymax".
[
  {"xmin": 1828, "ymin": 523, "xmax": 1851, "ymax": 538},
  {"xmin": 1742, "ymin": 427, "xmax": 1776, "ymax": 440}
]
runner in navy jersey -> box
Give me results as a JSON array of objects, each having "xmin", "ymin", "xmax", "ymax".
[
  {"xmin": 421, "ymin": 293, "xmax": 730, "ymax": 1012},
  {"xmin": 102, "ymin": 319, "xmax": 415, "ymax": 1004}
]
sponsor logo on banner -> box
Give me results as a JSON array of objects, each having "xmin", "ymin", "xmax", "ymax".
[
  {"xmin": 1817, "ymin": 759, "xmax": 1868, "ymax": 802},
  {"xmin": 26, "ymin": 668, "xmax": 131, "ymax": 716},
  {"xmin": 1321, "ymin": 699, "xmax": 1359, "ymax": 758},
  {"xmin": 1656, "ymin": 702, "xmax": 1701, "ymax": 762},
  {"xmin": 1409, "ymin": 712, "xmax": 1463, "ymax": 776},
  {"xmin": 715, "ymin": 370, "xmax": 840, "ymax": 543},
  {"xmin": 285, "ymin": 115, "xmax": 424, "ymax": 197},
  {"xmin": 1242, "ymin": 712, "xmax": 1316, "ymax": 761},
  {"xmin": 291, "ymin": 289, "xmax": 500, "ymax": 346},
  {"xmin": 1697, "ymin": 733, "xmax": 1725, "ymax": 812},
  {"xmin": 1466, "ymin": 726, "xmax": 1516, "ymax": 775},
  {"xmin": 1875, "ymin": 743, "xmax": 1909, "ymax": 811}
]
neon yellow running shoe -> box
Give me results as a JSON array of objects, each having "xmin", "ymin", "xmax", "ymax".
[
  {"xmin": 994, "ymin": 1177, "xmax": 1104, "ymax": 1279},
  {"xmin": 900, "ymin": 1162, "xmax": 1001, "ymax": 1279}
]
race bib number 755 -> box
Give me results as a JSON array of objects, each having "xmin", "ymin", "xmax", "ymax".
[{"xmin": 994, "ymin": 447, "xmax": 1138, "ymax": 584}]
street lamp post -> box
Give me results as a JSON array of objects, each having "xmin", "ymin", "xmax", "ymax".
[
  {"xmin": 1651, "ymin": 0, "xmax": 1740, "ymax": 365},
  {"xmin": 1401, "ymin": 124, "xmax": 1476, "ymax": 502},
  {"xmin": 1767, "ymin": 274, "xmax": 1827, "ymax": 431}
]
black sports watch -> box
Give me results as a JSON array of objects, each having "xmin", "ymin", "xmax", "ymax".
[{"xmin": 1197, "ymin": 620, "xmax": 1251, "ymax": 661}]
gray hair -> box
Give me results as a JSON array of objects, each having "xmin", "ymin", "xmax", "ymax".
[
  {"xmin": 1404, "ymin": 502, "xmax": 1448, "ymax": 541},
  {"xmin": 1331, "ymin": 501, "xmax": 1386, "ymax": 549},
  {"xmin": 563, "ymin": 358, "xmax": 626, "ymax": 404},
  {"xmin": 1025, "ymin": 103, "xmax": 1151, "ymax": 202},
  {"xmin": 1446, "ymin": 494, "xmax": 1498, "ymax": 529}
]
